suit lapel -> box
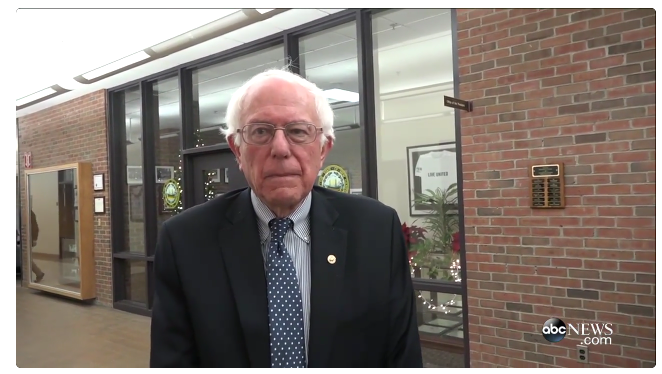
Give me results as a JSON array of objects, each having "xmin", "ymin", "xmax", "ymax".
[
  {"xmin": 307, "ymin": 189, "xmax": 348, "ymax": 367},
  {"xmin": 218, "ymin": 189, "xmax": 270, "ymax": 368}
]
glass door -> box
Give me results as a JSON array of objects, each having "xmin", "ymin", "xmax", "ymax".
[{"xmin": 191, "ymin": 151, "xmax": 248, "ymax": 206}]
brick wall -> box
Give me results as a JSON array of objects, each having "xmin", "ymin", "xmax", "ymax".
[
  {"xmin": 18, "ymin": 90, "xmax": 112, "ymax": 305},
  {"xmin": 457, "ymin": 9, "xmax": 655, "ymax": 368}
]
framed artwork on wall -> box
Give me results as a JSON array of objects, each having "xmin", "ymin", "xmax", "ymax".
[
  {"xmin": 127, "ymin": 166, "xmax": 142, "ymax": 185},
  {"xmin": 93, "ymin": 174, "xmax": 104, "ymax": 191},
  {"xmin": 207, "ymin": 169, "xmax": 221, "ymax": 183},
  {"xmin": 94, "ymin": 197, "xmax": 105, "ymax": 214},
  {"xmin": 155, "ymin": 166, "xmax": 174, "ymax": 184},
  {"xmin": 406, "ymin": 142, "xmax": 458, "ymax": 217}
]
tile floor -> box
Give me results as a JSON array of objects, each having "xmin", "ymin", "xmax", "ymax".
[
  {"xmin": 16, "ymin": 281, "xmax": 150, "ymax": 368},
  {"xmin": 17, "ymin": 280, "xmax": 464, "ymax": 368}
]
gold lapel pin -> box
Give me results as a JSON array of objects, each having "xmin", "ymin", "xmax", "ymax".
[{"xmin": 327, "ymin": 255, "xmax": 336, "ymax": 265}]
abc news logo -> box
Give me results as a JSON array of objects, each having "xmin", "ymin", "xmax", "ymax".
[{"xmin": 542, "ymin": 318, "xmax": 614, "ymax": 344}]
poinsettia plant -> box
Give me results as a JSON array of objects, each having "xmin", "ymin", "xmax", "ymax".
[{"xmin": 402, "ymin": 222, "xmax": 427, "ymax": 256}]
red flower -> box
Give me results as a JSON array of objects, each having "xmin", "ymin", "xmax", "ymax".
[
  {"xmin": 402, "ymin": 222, "xmax": 427, "ymax": 246},
  {"xmin": 451, "ymin": 232, "xmax": 461, "ymax": 253}
]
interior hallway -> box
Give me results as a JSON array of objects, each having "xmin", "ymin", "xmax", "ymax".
[{"xmin": 16, "ymin": 282, "xmax": 149, "ymax": 368}]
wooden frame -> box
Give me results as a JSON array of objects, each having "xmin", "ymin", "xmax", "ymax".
[
  {"xmin": 24, "ymin": 162, "xmax": 96, "ymax": 300},
  {"xmin": 530, "ymin": 163, "xmax": 566, "ymax": 209}
]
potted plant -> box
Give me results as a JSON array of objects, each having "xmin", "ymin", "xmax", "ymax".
[{"xmin": 410, "ymin": 183, "xmax": 461, "ymax": 281}]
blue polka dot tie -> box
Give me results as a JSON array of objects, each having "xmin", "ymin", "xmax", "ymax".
[{"xmin": 266, "ymin": 218, "xmax": 306, "ymax": 368}]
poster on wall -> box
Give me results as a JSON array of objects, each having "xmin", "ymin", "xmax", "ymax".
[{"xmin": 406, "ymin": 142, "xmax": 458, "ymax": 217}]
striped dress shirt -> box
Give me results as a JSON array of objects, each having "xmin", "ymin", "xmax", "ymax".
[{"xmin": 250, "ymin": 190, "xmax": 312, "ymax": 358}]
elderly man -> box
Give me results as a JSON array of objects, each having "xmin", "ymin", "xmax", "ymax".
[{"xmin": 150, "ymin": 68, "xmax": 422, "ymax": 368}]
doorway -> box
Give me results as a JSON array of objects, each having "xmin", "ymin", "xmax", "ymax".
[{"xmin": 191, "ymin": 150, "xmax": 248, "ymax": 206}]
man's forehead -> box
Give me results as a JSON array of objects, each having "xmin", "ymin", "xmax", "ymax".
[
  {"xmin": 245, "ymin": 77, "xmax": 310, "ymax": 103},
  {"xmin": 241, "ymin": 78, "xmax": 316, "ymax": 122}
]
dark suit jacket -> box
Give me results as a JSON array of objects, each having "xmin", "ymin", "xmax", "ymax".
[{"xmin": 150, "ymin": 186, "xmax": 422, "ymax": 368}]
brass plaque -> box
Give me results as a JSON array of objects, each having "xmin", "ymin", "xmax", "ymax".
[
  {"xmin": 532, "ymin": 164, "xmax": 560, "ymax": 177},
  {"xmin": 530, "ymin": 163, "xmax": 565, "ymax": 209}
]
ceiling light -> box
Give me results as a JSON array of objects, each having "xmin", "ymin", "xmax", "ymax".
[
  {"xmin": 57, "ymin": 78, "xmax": 87, "ymax": 90},
  {"xmin": 256, "ymin": 9, "xmax": 274, "ymax": 14},
  {"xmin": 150, "ymin": 9, "xmax": 246, "ymax": 56},
  {"xmin": 82, "ymin": 51, "xmax": 151, "ymax": 81},
  {"xmin": 16, "ymin": 87, "xmax": 57, "ymax": 107},
  {"xmin": 323, "ymin": 89, "xmax": 359, "ymax": 103}
]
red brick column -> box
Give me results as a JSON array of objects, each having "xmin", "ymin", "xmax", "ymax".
[{"xmin": 457, "ymin": 8, "xmax": 655, "ymax": 368}]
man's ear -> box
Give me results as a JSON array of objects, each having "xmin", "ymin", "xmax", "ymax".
[
  {"xmin": 320, "ymin": 137, "xmax": 333, "ymax": 164},
  {"xmin": 228, "ymin": 135, "xmax": 242, "ymax": 168}
]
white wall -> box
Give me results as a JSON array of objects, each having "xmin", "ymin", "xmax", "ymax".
[
  {"xmin": 28, "ymin": 172, "xmax": 60, "ymax": 255},
  {"xmin": 374, "ymin": 30, "xmax": 456, "ymax": 226},
  {"xmin": 324, "ymin": 128, "xmax": 363, "ymax": 191},
  {"xmin": 376, "ymin": 86, "xmax": 455, "ymax": 225}
]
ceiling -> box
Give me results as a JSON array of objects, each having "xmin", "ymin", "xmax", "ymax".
[
  {"xmin": 15, "ymin": 8, "xmax": 243, "ymax": 100},
  {"xmin": 121, "ymin": 8, "xmax": 453, "ymax": 139},
  {"xmin": 16, "ymin": 9, "xmax": 347, "ymax": 118}
]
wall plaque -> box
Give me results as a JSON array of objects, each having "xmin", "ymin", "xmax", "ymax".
[{"xmin": 530, "ymin": 163, "xmax": 565, "ymax": 209}]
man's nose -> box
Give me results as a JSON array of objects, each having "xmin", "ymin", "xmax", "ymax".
[{"xmin": 270, "ymin": 129, "xmax": 291, "ymax": 157}]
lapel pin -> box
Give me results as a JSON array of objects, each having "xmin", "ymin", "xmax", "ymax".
[{"xmin": 327, "ymin": 255, "xmax": 336, "ymax": 264}]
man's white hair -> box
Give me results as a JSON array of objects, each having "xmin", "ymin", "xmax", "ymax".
[{"xmin": 221, "ymin": 66, "xmax": 335, "ymax": 146}]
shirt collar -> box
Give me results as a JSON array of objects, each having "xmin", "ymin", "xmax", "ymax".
[{"xmin": 250, "ymin": 189, "xmax": 311, "ymax": 244}]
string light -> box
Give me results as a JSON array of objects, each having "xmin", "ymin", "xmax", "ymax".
[
  {"xmin": 169, "ymin": 129, "xmax": 215, "ymax": 213},
  {"xmin": 410, "ymin": 256, "xmax": 461, "ymax": 314}
]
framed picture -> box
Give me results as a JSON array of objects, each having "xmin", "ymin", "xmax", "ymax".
[
  {"xmin": 155, "ymin": 166, "xmax": 174, "ymax": 183},
  {"xmin": 129, "ymin": 185, "xmax": 144, "ymax": 222},
  {"xmin": 127, "ymin": 166, "xmax": 142, "ymax": 185},
  {"xmin": 93, "ymin": 174, "xmax": 104, "ymax": 191},
  {"xmin": 406, "ymin": 142, "xmax": 458, "ymax": 217},
  {"xmin": 94, "ymin": 197, "xmax": 105, "ymax": 214},
  {"xmin": 207, "ymin": 169, "xmax": 221, "ymax": 183},
  {"xmin": 349, "ymin": 188, "xmax": 362, "ymax": 195}
]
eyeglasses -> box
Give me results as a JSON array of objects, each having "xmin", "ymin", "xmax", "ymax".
[{"xmin": 236, "ymin": 122, "xmax": 323, "ymax": 145}]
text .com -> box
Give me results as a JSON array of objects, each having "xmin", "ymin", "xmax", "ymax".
[{"xmin": 542, "ymin": 318, "xmax": 613, "ymax": 345}]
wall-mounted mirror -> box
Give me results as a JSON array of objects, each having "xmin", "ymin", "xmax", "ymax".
[{"xmin": 24, "ymin": 162, "xmax": 95, "ymax": 300}]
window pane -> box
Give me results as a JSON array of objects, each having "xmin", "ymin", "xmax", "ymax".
[
  {"xmin": 415, "ymin": 289, "xmax": 465, "ymax": 367},
  {"xmin": 151, "ymin": 76, "xmax": 183, "ymax": 237},
  {"xmin": 372, "ymin": 10, "xmax": 460, "ymax": 281},
  {"xmin": 123, "ymin": 85, "xmax": 145, "ymax": 254},
  {"xmin": 122, "ymin": 259, "xmax": 147, "ymax": 305},
  {"xmin": 300, "ymin": 22, "xmax": 362, "ymax": 194},
  {"xmin": 191, "ymin": 45, "xmax": 286, "ymax": 148}
]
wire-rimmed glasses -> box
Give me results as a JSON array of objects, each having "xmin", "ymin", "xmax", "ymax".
[{"xmin": 236, "ymin": 122, "xmax": 323, "ymax": 145}]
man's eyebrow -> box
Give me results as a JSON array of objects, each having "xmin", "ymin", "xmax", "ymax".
[{"xmin": 246, "ymin": 120, "xmax": 313, "ymax": 125}]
